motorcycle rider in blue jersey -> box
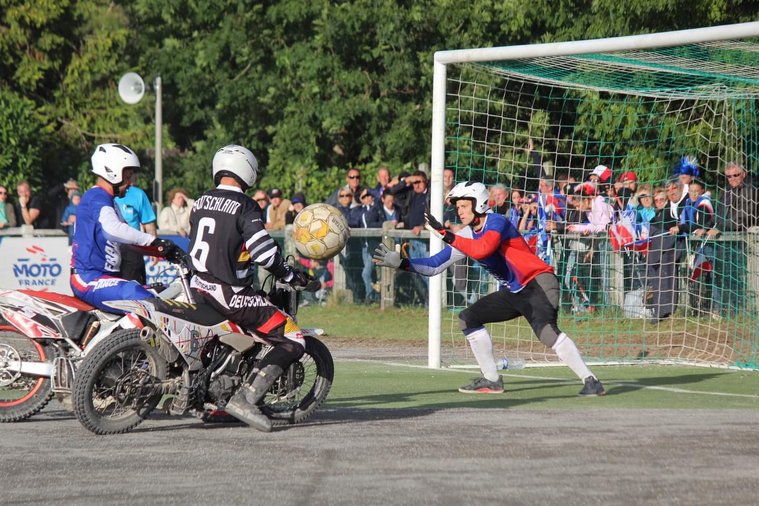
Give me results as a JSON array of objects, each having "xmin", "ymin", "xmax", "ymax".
[{"xmin": 70, "ymin": 143, "xmax": 180, "ymax": 311}]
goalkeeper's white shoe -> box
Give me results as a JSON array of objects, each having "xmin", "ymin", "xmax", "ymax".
[
  {"xmin": 579, "ymin": 376, "xmax": 605, "ymax": 397},
  {"xmin": 458, "ymin": 376, "xmax": 504, "ymax": 394}
]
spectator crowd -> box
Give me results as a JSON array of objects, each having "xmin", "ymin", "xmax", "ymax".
[{"xmin": 3, "ymin": 149, "xmax": 756, "ymax": 319}]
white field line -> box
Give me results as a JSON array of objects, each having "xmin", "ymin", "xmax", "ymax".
[{"xmin": 339, "ymin": 358, "xmax": 759, "ymax": 399}]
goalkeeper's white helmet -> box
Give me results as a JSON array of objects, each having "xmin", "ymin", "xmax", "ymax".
[
  {"xmin": 447, "ymin": 181, "xmax": 491, "ymax": 215},
  {"xmin": 91, "ymin": 144, "xmax": 141, "ymax": 185},
  {"xmin": 213, "ymin": 144, "xmax": 258, "ymax": 189}
]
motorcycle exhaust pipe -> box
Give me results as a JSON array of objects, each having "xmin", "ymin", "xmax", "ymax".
[{"xmin": 139, "ymin": 327, "xmax": 155, "ymax": 344}]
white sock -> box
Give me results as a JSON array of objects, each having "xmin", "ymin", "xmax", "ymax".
[
  {"xmin": 552, "ymin": 333, "xmax": 594, "ymax": 381},
  {"xmin": 465, "ymin": 327, "xmax": 499, "ymax": 381}
]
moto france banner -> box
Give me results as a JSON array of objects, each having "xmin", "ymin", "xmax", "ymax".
[
  {"xmin": 0, "ymin": 236, "xmax": 72, "ymax": 294},
  {"xmin": 0, "ymin": 234, "xmax": 189, "ymax": 293}
]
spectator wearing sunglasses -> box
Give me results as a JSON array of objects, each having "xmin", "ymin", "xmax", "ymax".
[
  {"xmin": 707, "ymin": 162, "xmax": 759, "ymax": 236},
  {"xmin": 704, "ymin": 162, "xmax": 759, "ymax": 316},
  {"xmin": 334, "ymin": 186, "xmax": 356, "ymax": 221},
  {"xmin": 386, "ymin": 170, "xmax": 431, "ymax": 302},
  {"xmin": 327, "ymin": 168, "xmax": 366, "ymax": 207},
  {"xmin": 252, "ymin": 190, "xmax": 269, "ymax": 213},
  {"xmin": 333, "ymin": 185, "xmax": 361, "ymax": 301},
  {"xmin": 628, "ymin": 184, "xmax": 656, "ymax": 239}
]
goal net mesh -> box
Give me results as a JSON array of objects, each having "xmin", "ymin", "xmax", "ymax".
[{"xmin": 441, "ymin": 40, "xmax": 759, "ymax": 369}]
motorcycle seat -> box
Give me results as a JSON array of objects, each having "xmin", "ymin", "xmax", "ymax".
[
  {"xmin": 19, "ymin": 290, "xmax": 95, "ymax": 312},
  {"xmin": 147, "ymin": 298, "xmax": 227, "ymax": 327}
]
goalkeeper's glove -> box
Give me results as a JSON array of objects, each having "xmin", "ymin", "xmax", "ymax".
[
  {"xmin": 424, "ymin": 212, "xmax": 455, "ymax": 244},
  {"xmin": 372, "ymin": 243, "xmax": 409, "ymax": 270}
]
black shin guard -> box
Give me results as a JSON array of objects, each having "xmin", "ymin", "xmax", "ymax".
[{"xmin": 257, "ymin": 343, "xmax": 304, "ymax": 372}]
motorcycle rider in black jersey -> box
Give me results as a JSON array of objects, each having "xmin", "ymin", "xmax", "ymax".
[{"xmin": 187, "ymin": 144, "xmax": 311, "ymax": 432}]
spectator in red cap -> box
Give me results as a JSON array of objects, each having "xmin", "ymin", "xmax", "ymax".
[
  {"xmin": 589, "ymin": 164, "xmax": 612, "ymax": 184},
  {"xmin": 610, "ymin": 171, "xmax": 638, "ymax": 215},
  {"xmin": 567, "ymin": 182, "xmax": 614, "ymax": 235},
  {"xmin": 619, "ymin": 171, "xmax": 638, "ymax": 192},
  {"xmin": 586, "ymin": 164, "xmax": 613, "ymax": 207}
]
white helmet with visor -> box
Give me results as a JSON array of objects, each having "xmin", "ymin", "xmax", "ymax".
[
  {"xmin": 446, "ymin": 181, "xmax": 491, "ymax": 215},
  {"xmin": 90, "ymin": 144, "xmax": 141, "ymax": 186}
]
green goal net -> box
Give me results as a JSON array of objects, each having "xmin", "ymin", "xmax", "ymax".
[{"xmin": 432, "ymin": 27, "xmax": 759, "ymax": 369}]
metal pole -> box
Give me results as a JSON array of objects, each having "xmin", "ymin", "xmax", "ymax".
[
  {"xmin": 427, "ymin": 59, "xmax": 447, "ymax": 369},
  {"xmin": 154, "ymin": 76, "xmax": 163, "ymax": 211}
]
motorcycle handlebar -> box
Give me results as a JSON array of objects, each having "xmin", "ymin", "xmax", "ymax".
[
  {"xmin": 165, "ymin": 252, "xmax": 319, "ymax": 296},
  {"xmin": 274, "ymin": 279, "xmax": 321, "ymax": 293}
]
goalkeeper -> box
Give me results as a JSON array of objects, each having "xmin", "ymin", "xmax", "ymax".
[{"xmin": 373, "ymin": 181, "xmax": 605, "ymax": 396}]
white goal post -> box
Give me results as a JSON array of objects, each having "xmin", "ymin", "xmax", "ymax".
[{"xmin": 427, "ymin": 21, "xmax": 759, "ymax": 369}]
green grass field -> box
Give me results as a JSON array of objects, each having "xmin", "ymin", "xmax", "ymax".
[
  {"xmin": 327, "ymin": 361, "xmax": 759, "ymax": 410},
  {"xmin": 297, "ymin": 299, "xmax": 759, "ymax": 409},
  {"xmin": 299, "ymin": 303, "xmax": 429, "ymax": 341}
]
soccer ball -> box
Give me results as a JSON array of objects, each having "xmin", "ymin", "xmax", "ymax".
[{"xmin": 291, "ymin": 203, "xmax": 350, "ymax": 260}]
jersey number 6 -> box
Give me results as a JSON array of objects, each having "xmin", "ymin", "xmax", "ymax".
[{"xmin": 189, "ymin": 217, "xmax": 216, "ymax": 271}]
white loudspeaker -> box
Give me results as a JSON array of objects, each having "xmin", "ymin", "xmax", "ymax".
[{"xmin": 118, "ymin": 72, "xmax": 145, "ymax": 104}]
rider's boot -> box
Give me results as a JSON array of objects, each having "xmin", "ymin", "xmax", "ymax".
[{"xmin": 224, "ymin": 365, "xmax": 284, "ymax": 432}]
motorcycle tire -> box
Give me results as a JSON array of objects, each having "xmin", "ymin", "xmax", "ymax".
[
  {"xmin": 73, "ymin": 329, "xmax": 167, "ymax": 435},
  {"xmin": 0, "ymin": 326, "xmax": 54, "ymax": 422},
  {"xmin": 261, "ymin": 335, "xmax": 334, "ymax": 427}
]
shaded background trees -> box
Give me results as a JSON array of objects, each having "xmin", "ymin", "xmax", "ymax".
[{"xmin": 0, "ymin": 0, "xmax": 755, "ymax": 201}]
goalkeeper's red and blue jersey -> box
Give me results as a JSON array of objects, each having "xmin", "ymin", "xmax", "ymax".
[{"xmin": 408, "ymin": 212, "xmax": 553, "ymax": 293}]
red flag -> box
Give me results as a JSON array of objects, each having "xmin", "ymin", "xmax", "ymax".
[{"xmin": 609, "ymin": 217, "xmax": 636, "ymax": 252}]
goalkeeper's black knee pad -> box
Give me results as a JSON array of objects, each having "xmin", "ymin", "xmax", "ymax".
[
  {"xmin": 533, "ymin": 321, "xmax": 560, "ymax": 347},
  {"xmin": 458, "ymin": 310, "xmax": 482, "ymax": 331}
]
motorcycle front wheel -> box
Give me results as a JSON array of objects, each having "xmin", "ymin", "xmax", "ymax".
[
  {"xmin": 72, "ymin": 329, "xmax": 167, "ymax": 435},
  {"xmin": 0, "ymin": 326, "xmax": 54, "ymax": 422},
  {"xmin": 260, "ymin": 335, "xmax": 334, "ymax": 427}
]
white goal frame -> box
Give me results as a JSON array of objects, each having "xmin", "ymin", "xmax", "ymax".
[{"xmin": 427, "ymin": 21, "xmax": 759, "ymax": 368}]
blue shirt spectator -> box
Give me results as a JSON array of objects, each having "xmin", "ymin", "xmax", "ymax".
[
  {"xmin": 61, "ymin": 191, "xmax": 81, "ymax": 244},
  {"xmin": 115, "ymin": 186, "xmax": 156, "ymax": 230},
  {"xmin": 113, "ymin": 185, "xmax": 157, "ymax": 284}
]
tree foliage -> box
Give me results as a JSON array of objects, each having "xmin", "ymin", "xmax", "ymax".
[
  {"xmin": 0, "ymin": 87, "xmax": 43, "ymax": 188},
  {"xmin": 0, "ymin": 0, "xmax": 754, "ymax": 201}
]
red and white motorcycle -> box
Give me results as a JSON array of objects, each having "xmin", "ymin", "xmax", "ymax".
[
  {"xmin": 1, "ymin": 255, "xmax": 334, "ymax": 433},
  {"xmin": 0, "ymin": 278, "xmax": 185, "ymax": 422}
]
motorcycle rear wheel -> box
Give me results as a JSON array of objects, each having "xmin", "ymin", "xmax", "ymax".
[
  {"xmin": 0, "ymin": 326, "xmax": 54, "ymax": 422},
  {"xmin": 73, "ymin": 329, "xmax": 167, "ymax": 435},
  {"xmin": 260, "ymin": 335, "xmax": 334, "ymax": 427}
]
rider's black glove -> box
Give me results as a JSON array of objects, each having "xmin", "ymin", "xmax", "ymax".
[
  {"xmin": 288, "ymin": 269, "xmax": 313, "ymax": 289},
  {"xmin": 151, "ymin": 238, "xmax": 184, "ymax": 263}
]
